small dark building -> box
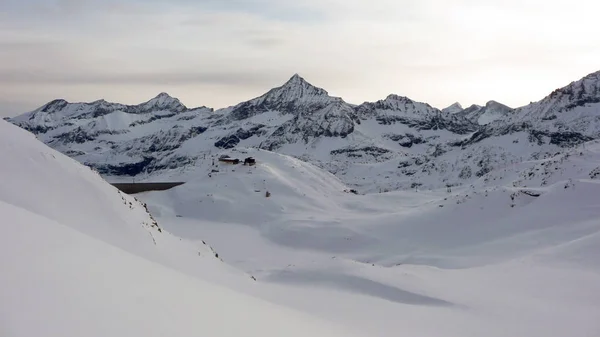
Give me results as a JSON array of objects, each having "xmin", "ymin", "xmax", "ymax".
[
  {"xmin": 244, "ymin": 157, "xmax": 256, "ymax": 166},
  {"xmin": 218, "ymin": 157, "xmax": 240, "ymax": 164}
]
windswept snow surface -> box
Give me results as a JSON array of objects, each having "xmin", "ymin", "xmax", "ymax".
[
  {"xmin": 0, "ymin": 202, "xmax": 358, "ymax": 337},
  {"xmin": 138, "ymin": 146, "xmax": 600, "ymax": 337},
  {"xmin": 0, "ymin": 121, "xmax": 358, "ymax": 337},
  {"xmin": 3, "ymin": 118, "xmax": 600, "ymax": 336}
]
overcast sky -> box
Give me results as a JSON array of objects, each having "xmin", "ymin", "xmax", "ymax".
[{"xmin": 1, "ymin": 0, "xmax": 599, "ymax": 116}]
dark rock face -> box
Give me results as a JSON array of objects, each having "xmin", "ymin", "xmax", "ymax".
[
  {"xmin": 429, "ymin": 144, "xmax": 447, "ymax": 157},
  {"xmin": 64, "ymin": 150, "xmax": 86, "ymax": 157},
  {"xmin": 386, "ymin": 133, "xmax": 426, "ymax": 148},
  {"xmin": 458, "ymin": 166, "xmax": 472, "ymax": 179},
  {"xmin": 545, "ymin": 72, "xmax": 600, "ymax": 112},
  {"xmin": 331, "ymin": 146, "xmax": 390, "ymax": 157},
  {"xmin": 215, "ymin": 135, "xmax": 240, "ymax": 149},
  {"xmin": 215, "ymin": 125, "xmax": 266, "ymax": 149},
  {"xmin": 40, "ymin": 99, "xmax": 69, "ymax": 114},
  {"xmin": 52, "ymin": 127, "xmax": 97, "ymax": 144},
  {"xmin": 451, "ymin": 122, "xmax": 592, "ymax": 148},
  {"xmin": 449, "ymin": 123, "xmax": 531, "ymax": 147},
  {"xmin": 13, "ymin": 123, "xmax": 55, "ymax": 135},
  {"xmin": 372, "ymin": 112, "xmax": 478, "ymax": 134},
  {"xmin": 260, "ymin": 110, "xmax": 355, "ymax": 151},
  {"xmin": 179, "ymin": 126, "xmax": 208, "ymax": 143},
  {"xmin": 88, "ymin": 157, "xmax": 154, "ymax": 176},
  {"xmin": 237, "ymin": 125, "xmax": 266, "ymax": 140},
  {"xmin": 529, "ymin": 130, "xmax": 592, "ymax": 147},
  {"xmin": 88, "ymin": 154, "xmax": 196, "ymax": 176},
  {"xmin": 129, "ymin": 113, "xmax": 177, "ymax": 127},
  {"xmin": 564, "ymin": 96, "xmax": 600, "ymax": 110}
]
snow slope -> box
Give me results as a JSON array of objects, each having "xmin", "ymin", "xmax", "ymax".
[
  {"xmin": 4, "ymin": 117, "xmax": 600, "ymax": 336},
  {"xmin": 136, "ymin": 144, "xmax": 600, "ymax": 336},
  {"xmin": 0, "ymin": 120, "xmax": 359, "ymax": 337},
  {"xmin": 0, "ymin": 120, "xmax": 227, "ymax": 280},
  {"xmin": 0, "ymin": 201, "xmax": 359, "ymax": 337}
]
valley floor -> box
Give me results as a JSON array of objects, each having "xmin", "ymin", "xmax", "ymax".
[
  {"xmin": 135, "ymin": 148, "xmax": 600, "ymax": 336},
  {"xmin": 151, "ymin": 215, "xmax": 600, "ymax": 337}
]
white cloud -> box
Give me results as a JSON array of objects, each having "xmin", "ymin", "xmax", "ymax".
[{"xmin": 0, "ymin": 0, "xmax": 599, "ymax": 116}]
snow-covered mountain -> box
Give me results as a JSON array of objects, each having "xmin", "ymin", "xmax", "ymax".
[
  {"xmin": 454, "ymin": 100, "xmax": 513, "ymax": 125},
  {"xmin": 8, "ymin": 70, "xmax": 600, "ymax": 192},
  {"xmin": 508, "ymin": 71, "xmax": 600, "ymax": 136},
  {"xmin": 441, "ymin": 102, "xmax": 463, "ymax": 114}
]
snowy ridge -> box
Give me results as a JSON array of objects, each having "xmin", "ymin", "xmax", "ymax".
[
  {"xmin": 1, "ymin": 206, "xmax": 358, "ymax": 337},
  {"xmin": 0, "ymin": 119, "xmax": 360, "ymax": 337},
  {"xmin": 455, "ymin": 100, "xmax": 513, "ymax": 125},
  {"xmin": 442, "ymin": 102, "xmax": 463, "ymax": 114},
  {"xmin": 506, "ymin": 70, "xmax": 600, "ymax": 136},
  {"xmin": 0, "ymin": 121, "xmax": 238, "ymax": 281}
]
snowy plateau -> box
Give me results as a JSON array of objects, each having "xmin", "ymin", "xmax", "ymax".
[{"xmin": 3, "ymin": 70, "xmax": 600, "ymax": 336}]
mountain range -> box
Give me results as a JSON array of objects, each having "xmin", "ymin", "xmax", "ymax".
[{"xmin": 8, "ymin": 70, "xmax": 600, "ymax": 192}]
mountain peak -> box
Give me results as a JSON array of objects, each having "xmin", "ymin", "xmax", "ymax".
[
  {"xmin": 483, "ymin": 101, "xmax": 512, "ymax": 115},
  {"xmin": 485, "ymin": 100, "xmax": 510, "ymax": 109},
  {"xmin": 40, "ymin": 99, "xmax": 69, "ymax": 113},
  {"xmin": 288, "ymin": 73, "xmax": 304, "ymax": 82},
  {"xmin": 91, "ymin": 99, "xmax": 108, "ymax": 105},
  {"xmin": 385, "ymin": 94, "xmax": 411, "ymax": 102},
  {"xmin": 442, "ymin": 102, "xmax": 463, "ymax": 114},
  {"xmin": 280, "ymin": 74, "xmax": 325, "ymax": 92},
  {"xmin": 261, "ymin": 74, "xmax": 330, "ymax": 102},
  {"xmin": 155, "ymin": 92, "xmax": 173, "ymax": 99},
  {"xmin": 140, "ymin": 92, "xmax": 186, "ymax": 112}
]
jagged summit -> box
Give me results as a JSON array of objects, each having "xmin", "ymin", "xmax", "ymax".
[
  {"xmin": 40, "ymin": 99, "xmax": 69, "ymax": 113},
  {"xmin": 485, "ymin": 100, "xmax": 511, "ymax": 109},
  {"xmin": 10, "ymin": 93, "xmax": 197, "ymax": 130},
  {"xmin": 364, "ymin": 94, "xmax": 437, "ymax": 114},
  {"xmin": 265, "ymin": 74, "xmax": 330, "ymax": 101},
  {"xmin": 384, "ymin": 94, "xmax": 413, "ymax": 102},
  {"xmin": 504, "ymin": 70, "xmax": 600, "ymax": 135},
  {"xmin": 156, "ymin": 92, "xmax": 172, "ymax": 98},
  {"xmin": 286, "ymin": 73, "xmax": 305, "ymax": 84},
  {"xmin": 224, "ymin": 74, "xmax": 338, "ymax": 121},
  {"xmin": 151, "ymin": 92, "xmax": 181, "ymax": 103},
  {"xmin": 454, "ymin": 100, "xmax": 512, "ymax": 125},
  {"xmin": 544, "ymin": 70, "xmax": 600, "ymax": 104},
  {"xmin": 442, "ymin": 102, "xmax": 463, "ymax": 114},
  {"xmin": 137, "ymin": 92, "xmax": 187, "ymax": 112}
]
